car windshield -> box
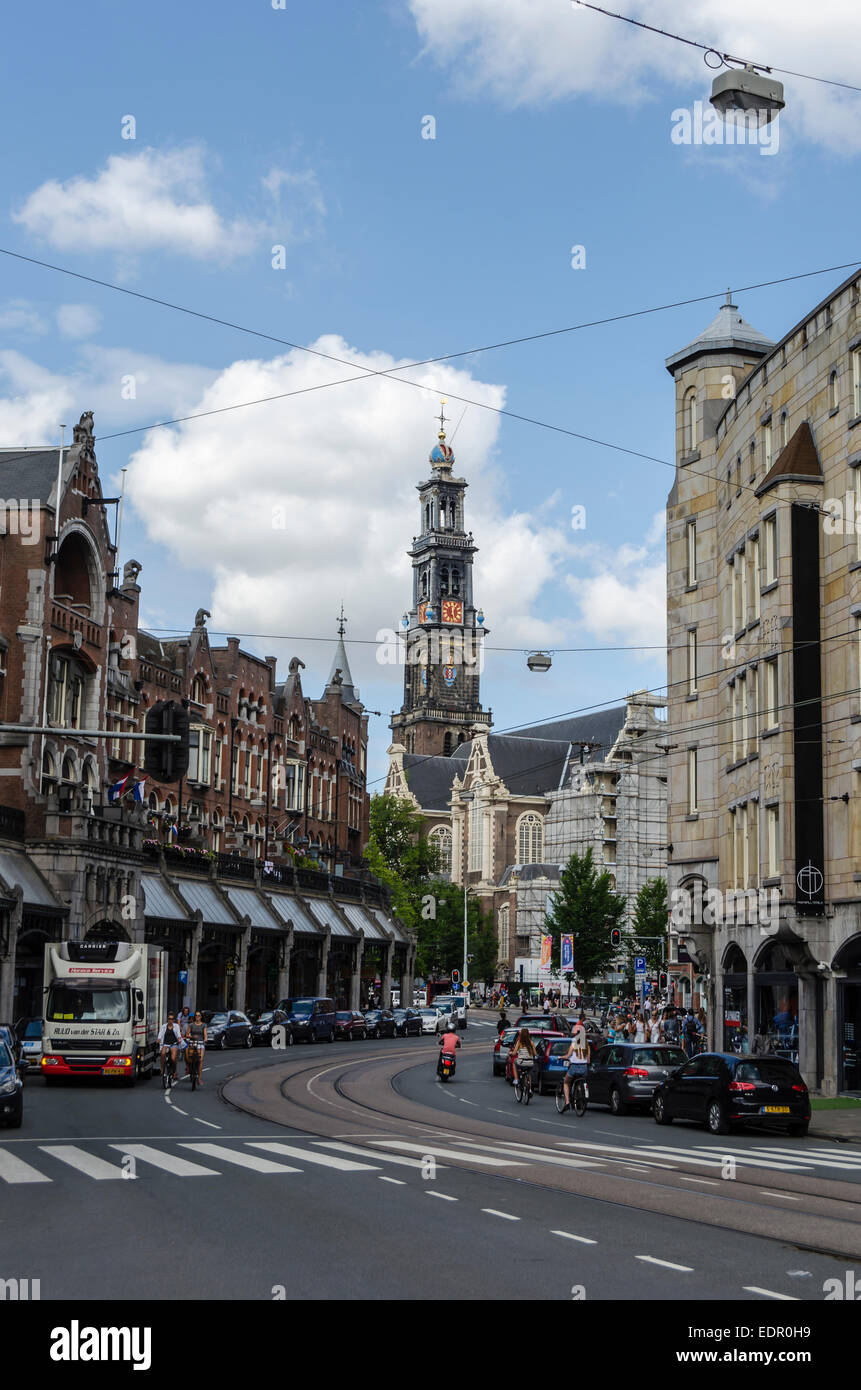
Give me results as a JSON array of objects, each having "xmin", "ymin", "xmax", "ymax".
[
  {"xmin": 208, "ymin": 1013, "xmax": 228, "ymax": 1025},
  {"xmin": 420, "ymin": 1009, "xmax": 439, "ymax": 1017},
  {"xmin": 548, "ymin": 1041, "xmax": 571, "ymax": 1056},
  {"xmin": 256, "ymin": 1012, "xmax": 274, "ymax": 1024},
  {"xmin": 286, "ymin": 1001, "xmax": 314, "ymax": 1016},
  {"xmin": 736, "ymin": 1060, "xmax": 803, "ymax": 1084},
  {"xmin": 46, "ymin": 986, "xmax": 130, "ymax": 1023},
  {"xmin": 23, "ymin": 1020, "xmax": 42, "ymax": 1039},
  {"xmin": 0, "ymin": 1042, "xmax": 12, "ymax": 1068},
  {"xmin": 658, "ymin": 1048, "xmax": 687, "ymax": 1066}
]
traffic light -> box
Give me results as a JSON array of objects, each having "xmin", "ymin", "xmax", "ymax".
[
  {"xmin": 610, "ymin": 928, "xmax": 622, "ymax": 948},
  {"xmin": 143, "ymin": 700, "xmax": 190, "ymax": 783},
  {"xmin": 659, "ymin": 970, "xmax": 668, "ymax": 991}
]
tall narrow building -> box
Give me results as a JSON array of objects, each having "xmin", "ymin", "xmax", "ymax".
[{"xmin": 390, "ymin": 411, "xmax": 492, "ymax": 756}]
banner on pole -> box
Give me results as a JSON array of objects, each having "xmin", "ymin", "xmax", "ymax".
[
  {"xmin": 539, "ymin": 934, "xmax": 553, "ymax": 975},
  {"xmin": 560, "ymin": 934, "xmax": 574, "ymax": 972}
]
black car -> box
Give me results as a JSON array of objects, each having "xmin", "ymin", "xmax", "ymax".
[
  {"xmin": 392, "ymin": 1008, "xmax": 423, "ymax": 1037},
  {"xmin": 0, "ymin": 1037, "xmax": 22, "ymax": 1127},
  {"xmin": 249, "ymin": 1010, "xmax": 293, "ymax": 1047},
  {"xmin": 363, "ymin": 1009, "xmax": 397, "ymax": 1039},
  {"xmin": 334, "ymin": 1011, "xmax": 368, "ymax": 1041},
  {"xmin": 653, "ymin": 1052, "xmax": 811, "ymax": 1136},
  {"xmin": 205, "ymin": 1011, "xmax": 253, "ymax": 1050},
  {"xmin": 589, "ymin": 1043, "xmax": 688, "ymax": 1114}
]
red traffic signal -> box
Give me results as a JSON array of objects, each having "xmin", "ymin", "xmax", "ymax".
[
  {"xmin": 610, "ymin": 928, "xmax": 622, "ymax": 948},
  {"xmin": 659, "ymin": 971, "xmax": 668, "ymax": 991}
]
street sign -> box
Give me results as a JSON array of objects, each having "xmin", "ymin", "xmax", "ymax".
[
  {"xmin": 178, "ymin": 970, "xmax": 188, "ymax": 984},
  {"xmin": 634, "ymin": 956, "xmax": 647, "ymax": 976}
]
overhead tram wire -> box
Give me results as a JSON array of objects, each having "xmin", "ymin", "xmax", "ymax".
[
  {"xmin": 2, "ymin": 246, "xmax": 861, "ymax": 512},
  {"xmin": 573, "ymin": 2, "xmax": 861, "ymax": 95}
]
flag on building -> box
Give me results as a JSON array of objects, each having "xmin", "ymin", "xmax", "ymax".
[
  {"xmin": 561, "ymin": 934, "xmax": 574, "ymax": 972},
  {"xmin": 106, "ymin": 772, "xmax": 132, "ymax": 803},
  {"xmin": 132, "ymin": 780, "xmax": 146, "ymax": 803}
]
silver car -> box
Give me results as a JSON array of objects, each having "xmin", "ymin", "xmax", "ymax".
[{"xmin": 418, "ymin": 1008, "xmax": 445, "ymax": 1035}]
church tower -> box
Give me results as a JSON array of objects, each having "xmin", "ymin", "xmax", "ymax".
[{"xmin": 390, "ymin": 407, "xmax": 492, "ymax": 756}]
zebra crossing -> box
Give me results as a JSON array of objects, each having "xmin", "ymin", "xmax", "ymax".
[{"xmin": 2, "ymin": 1131, "xmax": 860, "ymax": 1186}]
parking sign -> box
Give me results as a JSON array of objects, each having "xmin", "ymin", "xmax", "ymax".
[{"xmin": 634, "ymin": 956, "xmax": 646, "ymax": 976}]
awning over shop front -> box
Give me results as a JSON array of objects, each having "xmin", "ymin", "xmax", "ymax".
[
  {"xmin": 266, "ymin": 893, "xmax": 322, "ymax": 936},
  {"xmin": 142, "ymin": 874, "xmax": 190, "ymax": 921},
  {"xmin": 172, "ymin": 879, "xmax": 237, "ymax": 926},
  {"xmin": 305, "ymin": 898, "xmax": 354, "ymax": 938},
  {"xmin": 339, "ymin": 902, "xmax": 386, "ymax": 940},
  {"xmin": 224, "ymin": 886, "xmax": 282, "ymax": 930},
  {"xmin": 371, "ymin": 907, "xmax": 409, "ymax": 944},
  {"xmin": 0, "ymin": 848, "xmax": 62, "ymax": 909}
]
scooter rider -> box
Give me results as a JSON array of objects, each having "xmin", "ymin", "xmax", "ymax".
[{"xmin": 437, "ymin": 1025, "xmax": 461, "ymax": 1077}]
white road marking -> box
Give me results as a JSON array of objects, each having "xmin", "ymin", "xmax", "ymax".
[
  {"xmin": 557, "ymin": 1140, "xmax": 813, "ymax": 1173},
  {"xmin": 454, "ymin": 1140, "xmax": 600, "ymax": 1170},
  {"xmin": 0, "ymin": 1148, "xmax": 51, "ymax": 1184},
  {"xmin": 39, "ymin": 1145, "xmax": 125, "ymax": 1180},
  {"xmin": 180, "ymin": 1143, "xmax": 301, "ymax": 1174},
  {"xmin": 482, "ymin": 1209, "xmax": 520, "ymax": 1221},
  {"xmin": 248, "ymin": 1142, "xmax": 379, "ymax": 1172},
  {"xmin": 313, "ymin": 1142, "xmax": 440, "ymax": 1170},
  {"xmin": 636, "ymin": 1256, "xmax": 694, "ymax": 1272},
  {"xmin": 551, "ymin": 1230, "xmax": 597, "ymax": 1245},
  {"xmin": 678, "ymin": 1175, "xmax": 718, "ymax": 1185},
  {"xmin": 109, "ymin": 1144, "xmax": 219, "ymax": 1177},
  {"xmin": 367, "ymin": 1140, "xmax": 527, "ymax": 1166},
  {"xmin": 426, "ymin": 1191, "xmax": 457, "ymax": 1201},
  {"xmin": 191, "ymin": 1117, "xmax": 221, "ymax": 1129},
  {"xmin": 758, "ymin": 1190, "xmax": 800, "ymax": 1200},
  {"xmin": 743, "ymin": 1287, "xmax": 798, "ymax": 1301},
  {"xmin": 170, "ymin": 1106, "xmax": 188, "ymax": 1117},
  {"xmin": 379, "ymin": 1176, "xmax": 406, "ymax": 1185}
]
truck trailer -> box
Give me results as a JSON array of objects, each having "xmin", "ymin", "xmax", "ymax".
[{"xmin": 41, "ymin": 940, "xmax": 167, "ymax": 1085}]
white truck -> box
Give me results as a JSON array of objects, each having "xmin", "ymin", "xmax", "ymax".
[{"xmin": 41, "ymin": 940, "xmax": 167, "ymax": 1086}]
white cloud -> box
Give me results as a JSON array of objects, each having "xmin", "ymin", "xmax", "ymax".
[
  {"xmin": 408, "ymin": 0, "xmax": 861, "ymax": 151},
  {"xmin": 56, "ymin": 304, "xmax": 102, "ymax": 339},
  {"xmin": 565, "ymin": 507, "xmax": 667, "ymax": 650},
  {"xmin": 124, "ymin": 339, "xmax": 570, "ymax": 689},
  {"xmin": 13, "ymin": 147, "xmax": 260, "ymax": 261},
  {"xmin": 0, "ymin": 300, "xmax": 47, "ymax": 336}
]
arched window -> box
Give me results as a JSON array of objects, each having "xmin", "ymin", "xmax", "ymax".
[
  {"xmin": 498, "ymin": 905, "xmax": 510, "ymax": 962},
  {"xmin": 191, "ymin": 674, "xmax": 207, "ymax": 706},
  {"xmin": 82, "ymin": 759, "xmax": 97, "ymax": 790},
  {"xmin": 439, "ymin": 499, "xmax": 446, "ymax": 528},
  {"xmin": 440, "ymin": 566, "xmax": 449, "ymax": 595},
  {"xmin": 49, "ymin": 653, "xmax": 87, "ymax": 729},
  {"xmin": 425, "ymin": 503, "xmax": 431, "ymax": 532},
  {"xmin": 61, "ymin": 752, "xmax": 77, "ymax": 785},
  {"xmin": 430, "ymin": 825, "xmax": 452, "ymax": 879},
  {"xmin": 443, "ymin": 731, "xmax": 453, "ymax": 757},
  {"xmin": 421, "ymin": 571, "xmax": 428, "ymax": 597},
  {"xmin": 517, "ymin": 812, "xmax": 544, "ymax": 864},
  {"xmin": 41, "ymin": 749, "xmax": 57, "ymax": 792},
  {"xmin": 451, "ymin": 568, "xmax": 461, "ymax": 596},
  {"xmin": 684, "ymin": 388, "xmax": 697, "ymax": 453},
  {"xmin": 780, "ymin": 411, "xmax": 789, "ymax": 448},
  {"xmin": 829, "ymin": 370, "xmax": 839, "ymax": 411}
]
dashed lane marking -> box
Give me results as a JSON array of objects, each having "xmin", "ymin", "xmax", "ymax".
[
  {"xmin": 636, "ymin": 1255, "xmax": 694, "ymax": 1272},
  {"xmin": 482, "ymin": 1209, "xmax": 520, "ymax": 1221},
  {"xmin": 551, "ymin": 1230, "xmax": 597, "ymax": 1245},
  {"xmin": 743, "ymin": 1287, "xmax": 799, "ymax": 1301}
]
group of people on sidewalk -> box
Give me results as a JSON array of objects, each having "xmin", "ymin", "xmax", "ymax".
[{"xmin": 603, "ymin": 1001, "xmax": 707, "ymax": 1055}]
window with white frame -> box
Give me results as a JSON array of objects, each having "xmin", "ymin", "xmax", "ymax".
[
  {"xmin": 781, "ymin": 411, "xmax": 789, "ymax": 447},
  {"xmin": 765, "ymin": 658, "xmax": 779, "ymax": 729},
  {"xmin": 751, "ymin": 536, "xmax": 761, "ymax": 619},
  {"xmin": 738, "ymin": 548, "xmax": 747, "ymax": 624},
  {"xmin": 853, "ymin": 347, "xmax": 861, "ymax": 416},
  {"xmin": 763, "ymin": 515, "xmax": 777, "ymax": 584},
  {"xmin": 231, "ymin": 743, "xmax": 240, "ymax": 796},
  {"xmin": 764, "ymin": 419, "xmax": 773, "ymax": 470},
  {"xmin": 244, "ymin": 749, "xmax": 252, "ymax": 799},
  {"xmin": 482, "ymin": 811, "xmax": 492, "ymax": 879},
  {"xmin": 766, "ymin": 804, "xmax": 780, "ymax": 877},
  {"xmin": 49, "ymin": 655, "xmax": 86, "ymax": 729},
  {"xmin": 687, "ymin": 749, "xmax": 698, "ymax": 814},
  {"xmin": 829, "ymin": 372, "xmax": 839, "ymax": 412},
  {"xmin": 187, "ymin": 726, "xmax": 212, "ymax": 784},
  {"xmin": 750, "ymin": 799, "xmax": 759, "ymax": 883},
  {"xmin": 498, "ymin": 904, "xmax": 510, "ymax": 962},
  {"xmin": 517, "ymin": 812, "xmax": 544, "ymax": 864},
  {"xmin": 685, "ymin": 388, "xmax": 697, "ymax": 453},
  {"xmin": 739, "ymin": 673, "xmax": 748, "ymax": 757},
  {"xmin": 856, "ymin": 467, "xmax": 861, "ymax": 563},
  {"xmin": 430, "ymin": 825, "xmax": 453, "ymax": 879},
  {"xmin": 686, "ymin": 520, "xmax": 697, "ymax": 585},
  {"xmin": 469, "ymin": 797, "xmax": 481, "ymax": 871},
  {"xmin": 687, "ymin": 629, "xmax": 698, "ymax": 695}
]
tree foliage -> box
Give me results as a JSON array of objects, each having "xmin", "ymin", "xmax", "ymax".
[
  {"xmin": 544, "ymin": 848, "xmax": 626, "ymax": 982},
  {"xmin": 365, "ymin": 794, "xmax": 440, "ymax": 932},
  {"xmin": 627, "ymin": 877, "xmax": 668, "ymax": 975}
]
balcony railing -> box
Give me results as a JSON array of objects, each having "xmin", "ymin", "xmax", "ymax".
[
  {"xmin": 50, "ymin": 601, "xmax": 102, "ymax": 649},
  {"xmin": 216, "ymin": 852, "xmax": 257, "ymax": 881}
]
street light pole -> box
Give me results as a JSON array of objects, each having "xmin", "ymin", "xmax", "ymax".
[{"xmin": 463, "ymin": 880, "xmax": 468, "ymax": 988}]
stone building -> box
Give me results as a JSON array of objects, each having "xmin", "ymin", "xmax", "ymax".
[
  {"xmin": 665, "ymin": 274, "xmax": 861, "ymax": 1094},
  {"xmin": 0, "ymin": 411, "xmax": 413, "ymax": 1023}
]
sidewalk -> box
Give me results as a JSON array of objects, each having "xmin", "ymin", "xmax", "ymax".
[{"xmin": 809, "ymin": 1105, "xmax": 861, "ymax": 1142}]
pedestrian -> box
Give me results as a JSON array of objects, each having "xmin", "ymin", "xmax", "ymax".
[
  {"xmin": 496, "ymin": 1010, "xmax": 510, "ymax": 1036},
  {"xmin": 633, "ymin": 1011, "xmax": 646, "ymax": 1043},
  {"xmin": 649, "ymin": 1011, "xmax": 663, "ymax": 1045},
  {"xmin": 696, "ymin": 1007, "xmax": 707, "ymax": 1050},
  {"xmin": 664, "ymin": 1009, "xmax": 680, "ymax": 1046},
  {"xmin": 683, "ymin": 1010, "xmax": 698, "ymax": 1055},
  {"xmin": 177, "ymin": 1005, "xmax": 192, "ymax": 1037}
]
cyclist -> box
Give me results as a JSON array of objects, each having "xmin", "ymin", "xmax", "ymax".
[
  {"xmin": 185, "ymin": 1011, "xmax": 207, "ymax": 1086},
  {"xmin": 437, "ymin": 1025, "xmax": 461, "ymax": 1078},
  {"xmin": 512, "ymin": 1027, "xmax": 536, "ymax": 1096},
  {"xmin": 560, "ymin": 1011, "xmax": 590, "ymax": 1112},
  {"xmin": 158, "ymin": 1012, "xmax": 182, "ymax": 1080}
]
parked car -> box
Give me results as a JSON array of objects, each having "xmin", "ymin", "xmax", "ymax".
[
  {"xmin": 205, "ymin": 1011, "xmax": 253, "ymax": 1050},
  {"xmin": 249, "ymin": 1009, "xmax": 293, "ymax": 1047},
  {"xmin": 515, "ymin": 1013, "xmax": 572, "ymax": 1036},
  {"xmin": 653, "ymin": 1052, "xmax": 811, "ymax": 1136},
  {"xmin": 431, "ymin": 995, "xmax": 469, "ymax": 1029},
  {"xmin": 364, "ymin": 1009, "xmax": 397, "ymax": 1039},
  {"xmin": 588, "ymin": 1043, "xmax": 688, "ymax": 1114},
  {"xmin": 14, "ymin": 1018, "xmax": 42, "ymax": 1071},
  {"xmin": 418, "ymin": 1007, "xmax": 446, "ymax": 1035},
  {"xmin": 0, "ymin": 1038, "xmax": 22, "ymax": 1128},
  {"xmin": 334, "ymin": 1010, "xmax": 368, "ymax": 1041},
  {"xmin": 392, "ymin": 1008, "xmax": 423, "ymax": 1037},
  {"xmin": 275, "ymin": 997, "xmax": 336, "ymax": 1043}
]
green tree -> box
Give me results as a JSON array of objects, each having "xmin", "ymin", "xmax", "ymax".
[
  {"xmin": 627, "ymin": 877, "xmax": 668, "ymax": 975},
  {"xmin": 365, "ymin": 794, "xmax": 440, "ymax": 932},
  {"xmin": 415, "ymin": 882, "xmax": 495, "ymax": 981},
  {"xmin": 544, "ymin": 848, "xmax": 625, "ymax": 983}
]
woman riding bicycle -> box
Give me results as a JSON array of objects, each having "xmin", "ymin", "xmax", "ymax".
[
  {"xmin": 511, "ymin": 1027, "xmax": 536, "ymax": 1096},
  {"xmin": 560, "ymin": 1013, "xmax": 590, "ymax": 1112},
  {"xmin": 185, "ymin": 1011, "xmax": 207, "ymax": 1087}
]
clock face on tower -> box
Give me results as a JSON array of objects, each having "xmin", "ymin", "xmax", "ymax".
[
  {"xmin": 418, "ymin": 600, "xmax": 429, "ymax": 624},
  {"xmin": 441, "ymin": 599, "xmax": 463, "ymax": 624}
]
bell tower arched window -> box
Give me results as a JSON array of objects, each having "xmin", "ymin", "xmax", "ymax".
[
  {"xmin": 440, "ymin": 567, "xmax": 449, "ymax": 595},
  {"xmin": 451, "ymin": 568, "xmax": 461, "ymax": 596},
  {"xmin": 517, "ymin": 812, "xmax": 544, "ymax": 864},
  {"xmin": 421, "ymin": 570, "xmax": 428, "ymax": 597}
]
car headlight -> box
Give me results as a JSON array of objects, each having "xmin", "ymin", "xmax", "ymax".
[{"xmin": 0, "ymin": 1078, "xmax": 19, "ymax": 1096}]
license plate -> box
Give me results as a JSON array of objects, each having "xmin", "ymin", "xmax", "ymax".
[{"xmin": 761, "ymin": 1105, "xmax": 790, "ymax": 1113}]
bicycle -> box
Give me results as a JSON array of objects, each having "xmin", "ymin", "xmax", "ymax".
[
  {"xmin": 513, "ymin": 1061, "xmax": 534, "ymax": 1105},
  {"xmin": 185, "ymin": 1041, "xmax": 202, "ymax": 1091},
  {"xmin": 161, "ymin": 1049, "xmax": 178, "ymax": 1090},
  {"xmin": 555, "ymin": 1073, "xmax": 588, "ymax": 1117}
]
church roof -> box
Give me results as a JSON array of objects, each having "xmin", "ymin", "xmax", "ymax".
[
  {"xmin": 665, "ymin": 298, "xmax": 773, "ymax": 375},
  {"xmin": 326, "ymin": 635, "xmax": 358, "ymax": 703},
  {"xmin": 507, "ymin": 706, "xmax": 627, "ymax": 755},
  {"xmin": 0, "ymin": 448, "xmax": 62, "ymax": 506},
  {"xmin": 403, "ymin": 753, "xmax": 462, "ymax": 810}
]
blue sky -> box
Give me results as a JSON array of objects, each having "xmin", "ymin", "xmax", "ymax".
[{"xmin": 2, "ymin": 1, "xmax": 860, "ymax": 785}]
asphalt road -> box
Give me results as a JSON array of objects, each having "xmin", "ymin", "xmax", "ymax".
[{"xmin": 3, "ymin": 1021, "xmax": 860, "ymax": 1302}]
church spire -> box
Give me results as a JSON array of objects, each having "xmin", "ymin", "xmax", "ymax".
[{"xmin": 326, "ymin": 605, "xmax": 358, "ymax": 702}]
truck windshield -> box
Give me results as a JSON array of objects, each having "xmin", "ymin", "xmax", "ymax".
[{"xmin": 46, "ymin": 987, "xmax": 130, "ymax": 1023}]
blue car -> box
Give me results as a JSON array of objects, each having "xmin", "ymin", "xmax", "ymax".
[{"xmin": 534, "ymin": 1037, "xmax": 577, "ymax": 1095}]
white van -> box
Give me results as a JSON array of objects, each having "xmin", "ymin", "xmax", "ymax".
[{"xmin": 431, "ymin": 994, "xmax": 468, "ymax": 1030}]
